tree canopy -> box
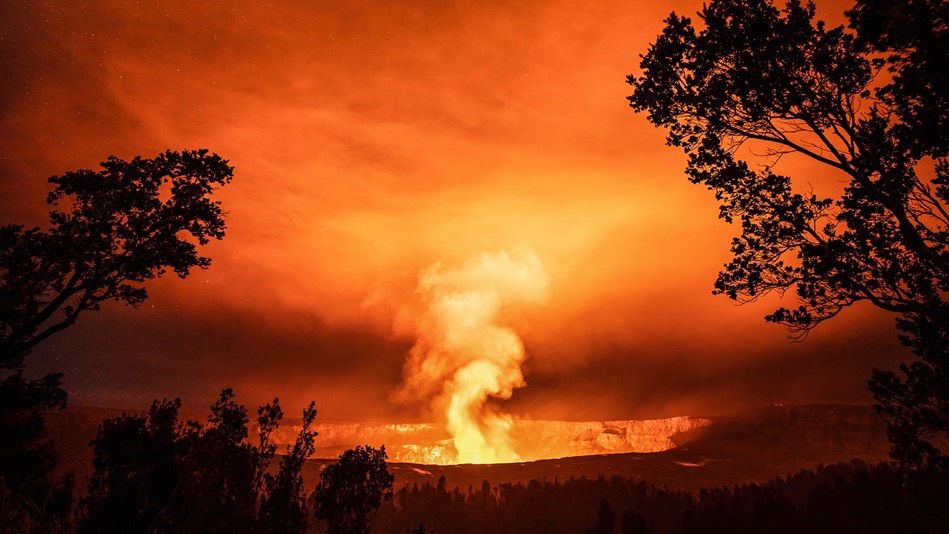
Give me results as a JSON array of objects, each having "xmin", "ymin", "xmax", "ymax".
[
  {"xmin": 80, "ymin": 389, "xmax": 318, "ymax": 534},
  {"xmin": 0, "ymin": 149, "xmax": 234, "ymax": 366},
  {"xmin": 313, "ymin": 445, "xmax": 395, "ymax": 534},
  {"xmin": 627, "ymin": 0, "xmax": 947, "ymax": 466}
]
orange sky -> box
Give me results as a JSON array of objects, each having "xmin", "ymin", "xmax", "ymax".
[{"xmin": 0, "ymin": 0, "xmax": 903, "ymax": 421}]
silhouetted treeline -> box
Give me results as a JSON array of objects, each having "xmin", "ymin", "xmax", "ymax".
[
  {"xmin": 2, "ymin": 386, "xmax": 392, "ymax": 533},
  {"xmin": 372, "ymin": 461, "xmax": 948, "ymax": 534},
  {"xmin": 77, "ymin": 389, "xmax": 313, "ymax": 533},
  {"xmin": 75, "ymin": 389, "xmax": 391, "ymax": 534}
]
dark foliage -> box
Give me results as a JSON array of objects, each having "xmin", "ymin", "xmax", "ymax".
[
  {"xmin": 627, "ymin": 0, "xmax": 947, "ymax": 467},
  {"xmin": 374, "ymin": 461, "xmax": 948, "ymax": 534},
  {"xmin": 846, "ymin": 0, "xmax": 948, "ymax": 158},
  {"xmin": 259, "ymin": 401, "xmax": 318, "ymax": 533},
  {"xmin": 0, "ymin": 381, "xmax": 72, "ymax": 533},
  {"xmin": 0, "ymin": 373, "xmax": 71, "ymax": 531},
  {"xmin": 313, "ymin": 445, "xmax": 395, "ymax": 534},
  {"xmin": 0, "ymin": 150, "xmax": 232, "ymax": 530},
  {"xmin": 409, "ymin": 522, "xmax": 435, "ymax": 534},
  {"xmin": 0, "ymin": 150, "xmax": 234, "ymax": 366},
  {"xmin": 78, "ymin": 389, "xmax": 317, "ymax": 533},
  {"xmin": 586, "ymin": 498, "xmax": 616, "ymax": 534}
]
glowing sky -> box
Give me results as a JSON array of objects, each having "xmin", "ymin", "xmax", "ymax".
[{"xmin": 0, "ymin": 0, "xmax": 902, "ymax": 421}]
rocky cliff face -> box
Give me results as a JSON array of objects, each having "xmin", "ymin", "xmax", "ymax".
[
  {"xmin": 272, "ymin": 416, "xmax": 710, "ymax": 463},
  {"xmin": 46, "ymin": 404, "xmax": 890, "ymax": 481},
  {"xmin": 510, "ymin": 416, "xmax": 709, "ymax": 461},
  {"xmin": 274, "ymin": 406, "xmax": 889, "ymax": 465},
  {"xmin": 682, "ymin": 404, "xmax": 891, "ymax": 467},
  {"xmin": 43, "ymin": 404, "xmax": 895, "ymax": 494}
]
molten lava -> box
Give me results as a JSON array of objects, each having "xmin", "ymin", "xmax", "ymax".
[{"xmin": 398, "ymin": 250, "xmax": 548, "ymax": 464}]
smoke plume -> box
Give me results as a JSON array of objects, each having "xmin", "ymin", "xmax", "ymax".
[{"xmin": 400, "ymin": 250, "xmax": 548, "ymax": 463}]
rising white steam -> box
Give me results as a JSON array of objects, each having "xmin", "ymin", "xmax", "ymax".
[{"xmin": 399, "ymin": 250, "xmax": 548, "ymax": 463}]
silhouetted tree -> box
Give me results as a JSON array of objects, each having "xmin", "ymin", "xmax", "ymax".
[
  {"xmin": 585, "ymin": 498, "xmax": 616, "ymax": 534},
  {"xmin": 410, "ymin": 522, "xmax": 434, "ymax": 534},
  {"xmin": 627, "ymin": 0, "xmax": 947, "ymax": 467},
  {"xmin": 0, "ymin": 375, "xmax": 71, "ymax": 532},
  {"xmin": 846, "ymin": 0, "xmax": 949, "ymax": 471},
  {"xmin": 79, "ymin": 389, "xmax": 317, "ymax": 533},
  {"xmin": 258, "ymin": 401, "xmax": 318, "ymax": 533},
  {"xmin": 1, "ymin": 150, "xmax": 233, "ymax": 364},
  {"xmin": 81, "ymin": 390, "xmax": 257, "ymax": 532},
  {"xmin": 0, "ymin": 149, "xmax": 232, "ymax": 528},
  {"xmin": 846, "ymin": 0, "xmax": 947, "ymax": 156},
  {"xmin": 620, "ymin": 510, "xmax": 651, "ymax": 534},
  {"xmin": 313, "ymin": 445, "xmax": 394, "ymax": 534}
]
